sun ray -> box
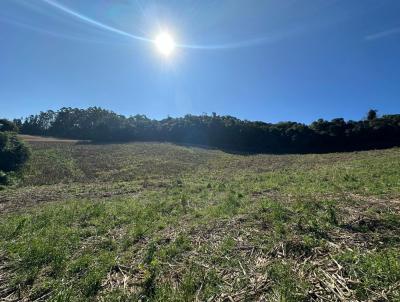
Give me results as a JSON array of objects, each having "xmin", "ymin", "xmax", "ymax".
[{"xmin": 39, "ymin": 0, "xmax": 296, "ymax": 51}]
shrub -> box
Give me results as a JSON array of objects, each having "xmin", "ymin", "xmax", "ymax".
[
  {"xmin": 0, "ymin": 170, "xmax": 9, "ymax": 185},
  {"xmin": 0, "ymin": 132, "xmax": 30, "ymax": 173},
  {"xmin": 0, "ymin": 119, "xmax": 18, "ymax": 132}
]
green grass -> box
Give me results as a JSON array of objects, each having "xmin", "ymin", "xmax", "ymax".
[{"xmin": 1, "ymin": 141, "xmax": 400, "ymax": 301}]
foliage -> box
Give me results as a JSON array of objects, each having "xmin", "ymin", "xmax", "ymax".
[
  {"xmin": 0, "ymin": 119, "xmax": 19, "ymax": 132},
  {"xmin": 0, "ymin": 132, "xmax": 30, "ymax": 174},
  {"xmin": 18, "ymin": 107, "xmax": 400, "ymax": 153},
  {"xmin": 367, "ymin": 109, "xmax": 378, "ymax": 121},
  {"xmin": 0, "ymin": 170, "xmax": 9, "ymax": 185}
]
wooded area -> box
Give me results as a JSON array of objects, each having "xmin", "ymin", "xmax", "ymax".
[{"xmin": 13, "ymin": 108, "xmax": 400, "ymax": 153}]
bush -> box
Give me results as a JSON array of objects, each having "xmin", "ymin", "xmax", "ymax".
[
  {"xmin": 0, "ymin": 170, "xmax": 9, "ymax": 185},
  {"xmin": 0, "ymin": 132, "xmax": 30, "ymax": 173},
  {"xmin": 0, "ymin": 119, "xmax": 18, "ymax": 132}
]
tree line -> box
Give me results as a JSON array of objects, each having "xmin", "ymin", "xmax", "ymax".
[{"xmin": 12, "ymin": 107, "xmax": 400, "ymax": 153}]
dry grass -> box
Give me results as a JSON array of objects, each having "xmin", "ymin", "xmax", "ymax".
[
  {"xmin": 0, "ymin": 141, "xmax": 399, "ymax": 301},
  {"xmin": 18, "ymin": 135, "xmax": 83, "ymax": 143}
]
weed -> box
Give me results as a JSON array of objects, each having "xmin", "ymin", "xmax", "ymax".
[
  {"xmin": 1, "ymin": 142, "xmax": 400, "ymax": 300},
  {"xmin": 336, "ymin": 249, "xmax": 400, "ymax": 300},
  {"xmin": 267, "ymin": 261, "xmax": 309, "ymax": 301}
]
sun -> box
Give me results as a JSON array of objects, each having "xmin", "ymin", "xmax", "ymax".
[{"xmin": 154, "ymin": 32, "xmax": 176, "ymax": 57}]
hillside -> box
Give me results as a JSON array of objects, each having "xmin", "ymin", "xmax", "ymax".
[{"xmin": 1, "ymin": 139, "xmax": 400, "ymax": 301}]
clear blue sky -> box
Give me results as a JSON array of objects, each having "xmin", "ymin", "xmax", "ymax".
[{"xmin": 1, "ymin": 0, "xmax": 399, "ymax": 123}]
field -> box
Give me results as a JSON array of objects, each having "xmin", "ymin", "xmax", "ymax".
[{"xmin": 1, "ymin": 139, "xmax": 400, "ymax": 301}]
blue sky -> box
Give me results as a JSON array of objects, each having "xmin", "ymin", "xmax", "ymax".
[{"xmin": 1, "ymin": 0, "xmax": 399, "ymax": 123}]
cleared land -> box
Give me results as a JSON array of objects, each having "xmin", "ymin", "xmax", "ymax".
[
  {"xmin": 18, "ymin": 135, "xmax": 83, "ymax": 143},
  {"xmin": 0, "ymin": 140, "xmax": 399, "ymax": 301}
]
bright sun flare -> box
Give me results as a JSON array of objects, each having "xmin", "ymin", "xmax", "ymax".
[{"xmin": 155, "ymin": 32, "xmax": 176, "ymax": 56}]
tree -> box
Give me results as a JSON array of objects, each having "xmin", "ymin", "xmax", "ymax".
[
  {"xmin": 17, "ymin": 107, "xmax": 400, "ymax": 154},
  {"xmin": 367, "ymin": 109, "xmax": 378, "ymax": 121},
  {"xmin": 0, "ymin": 132, "xmax": 30, "ymax": 172},
  {"xmin": 0, "ymin": 119, "xmax": 18, "ymax": 132},
  {"xmin": 0, "ymin": 132, "xmax": 30, "ymax": 185}
]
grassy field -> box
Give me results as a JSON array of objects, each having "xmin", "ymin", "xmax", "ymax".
[{"xmin": 1, "ymin": 140, "xmax": 400, "ymax": 301}]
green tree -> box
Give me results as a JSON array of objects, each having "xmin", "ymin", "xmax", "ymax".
[
  {"xmin": 0, "ymin": 119, "xmax": 18, "ymax": 132},
  {"xmin": 0, "ymin": 132, "xmax": 30, "ymax": 173},
  {"xmin": 367, "ymin": 109, "xmax": 378, "ymax": 121}
]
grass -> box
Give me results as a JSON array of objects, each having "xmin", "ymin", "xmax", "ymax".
[{"xmin": 0, "ymin": 141, "xmax": 400, "ymax": 301}]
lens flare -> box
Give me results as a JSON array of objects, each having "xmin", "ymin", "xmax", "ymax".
[
  {"xmin": 39, "ymin": 0, "xmax": 295, "ymax": 51},
  {"xmin": 154, "ymin": 32, "xmax": 176, "ymax": 56}
]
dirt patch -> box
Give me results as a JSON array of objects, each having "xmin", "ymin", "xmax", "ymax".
[
  {"xmin": 18, "ymin": 135, "xmax": 83, "ymax": 143},
  {"xmin": 0, "ymin": 183, "xmax": 142, "ymax": 214}
]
